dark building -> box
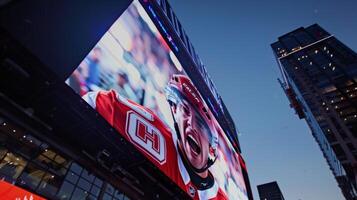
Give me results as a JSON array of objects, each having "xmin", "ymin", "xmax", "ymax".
[
  {"xmin": 272, "ymin": 24, "xmax": 357, "ymax": 199},
  {"xmin": 257, "ymin": 181, "xmax": 285, "ymax": 200},
  {"xmin": 0, "ymin": 0, "xmax": 252, "ymax": 200}
]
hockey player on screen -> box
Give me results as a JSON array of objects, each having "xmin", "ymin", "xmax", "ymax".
[{"xmin": 83, "ymin": 74, "xmax": 227, "ymax": 200}]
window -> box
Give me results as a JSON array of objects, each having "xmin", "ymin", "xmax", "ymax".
[
  {"xmin": 0, "ymin": 147, "xmax": 7, "ymax": 160},
  {"xmin": 70, "ymin": 163, "xmax": 83, "ymax": 175},
  {"xmin": 103, "ymin": 193, "xmax": 113, "ymax": 200},
  {"xmin": 81, "ymin": 169, "xmax": 95, "ymax": 182},
  {"xmin": 105, "ymin": 184, "xmax": 115, "ymax": 195},
  {"xmin": 54, "ymin": 154, "xmax": 70, "ymax": 167},
  {"xmin": 77, "ymin": 178, "xmax": 91, "ymax": 191},
  {"xmin": 66, "ymin": 171, "xmax": 79, "ymax": 184},
  {"xmin": 61, "ymin": 163, "xmax": 107, "ymax": 199},
  {"xmin": 114, "ymin": 190, "xmax": 125, "ymax": 200},
  {"xmin": 90, "ymin": 185, "xmax": 101, "ymax": 196},
  {"xmin": 17, "ymin": 162, "xmax": 45, "ymax": 190},
  {"xmin": 0, "ymin": 152, "xmax": 27, "ymax": 182},
  {"xmin": 35, "ymin": 149, "xmax": 57, "ymax": 165},
  {"xmin": 94, "ymin": 177, "xmax": 103, "ymax": 187},
  {"xmin": 34, "ymin": 149, "xmax": 69, "ymax": 177},
  {"xmin": 57, "ymin": 181, "xmax": 75, "ymax": 200},
  {"xmin": 87, "ymin": 195, "xmax": 97, "ymax": 200},
  {"xmin": 102, "ymin": 184, "xmax": 129, "ymax": 200},
  {"xmin": 71, "ymin": 187, "xmax": 89, "ymax": 200},
  {"xmin": 37, "ymin": 172, "xmax": 62, "ymax": 198}
]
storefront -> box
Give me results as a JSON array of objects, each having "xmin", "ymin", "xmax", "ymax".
[{"xmin": 0, "ymin": 115, "xmax": 131, "ymax": 200}]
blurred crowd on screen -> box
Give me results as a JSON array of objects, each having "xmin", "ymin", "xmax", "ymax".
[
  {"xmin": 212, "ymin": 126, "xmax": 248, "ymax": 199},
  {"xmin": 67, "ymin": 1, "xmax": 181, "ymax": 124}
]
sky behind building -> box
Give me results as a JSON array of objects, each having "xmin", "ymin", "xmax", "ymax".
[{"xmin": 169, "ymin": 0, "xmax": 357, "ymax": 199}]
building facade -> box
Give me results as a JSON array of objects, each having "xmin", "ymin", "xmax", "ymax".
[
  {"xmin": 257, "ymin": 181, "xmax": 285, "ymax": 200},
  {"xmin": 272, "ymin": 24, "xmax": 357, "ymax": 199}
]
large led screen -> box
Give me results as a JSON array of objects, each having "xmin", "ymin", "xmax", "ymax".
[{"xmin": 66, "ymin": 1, "xmax": 248, "ymax": 199}]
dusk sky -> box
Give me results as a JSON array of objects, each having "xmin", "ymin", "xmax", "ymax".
[{"xmin": 169, "ymin": 0, "xmax": 357, "ymax": 199}]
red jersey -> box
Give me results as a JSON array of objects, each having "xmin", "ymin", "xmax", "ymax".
[{"xmin": 83, "ymin": 90, "xmax": 227, "ymax": 200}]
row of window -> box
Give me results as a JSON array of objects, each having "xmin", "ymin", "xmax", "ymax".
[
  {"xmin": 272, "ymin": 24, "xmax": 331, "ymax": 57},
  {"xmin": 286, "ymin": 42, "xmax": 357, "ymax": 137},
  {"xmin": 0, "ymin": 118, "xmax": 130, "ymax": 200}
]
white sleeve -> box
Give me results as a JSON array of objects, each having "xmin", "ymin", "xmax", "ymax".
[
  {"xmin": 82, "ymin": 91, "xmax": 99, "ymax": 109},
  {"xmin": 197, "ymin": 180, "xmax": 219, "ymax": 200}
]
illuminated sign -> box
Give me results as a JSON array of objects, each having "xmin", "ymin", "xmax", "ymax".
[
  {"xmin": 0, "ymin": 181, "xmax": 46, "ymax": 200},
  {"xmin": 147, "ymin": 4, "xmax": 179, "ymax": 52}
]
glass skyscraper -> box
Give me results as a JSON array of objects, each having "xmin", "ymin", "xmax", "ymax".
[{"xmin": 272, "ymin": 24, "xmax": 357, "ymax": 200}]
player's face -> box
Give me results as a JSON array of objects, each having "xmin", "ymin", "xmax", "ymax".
[{"xmin": 174, "ymin": 99, "xmax": 211, "ymax": 170}]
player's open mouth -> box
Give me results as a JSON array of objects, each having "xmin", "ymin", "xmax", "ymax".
[{"xmin": 187, "ymin": 134, "xmax": 201, "ymax": 155}]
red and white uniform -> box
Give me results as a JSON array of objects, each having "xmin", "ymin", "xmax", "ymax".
[{"xmin": 83, "ymin": 90, "xmax": 227, "ymax": 200}]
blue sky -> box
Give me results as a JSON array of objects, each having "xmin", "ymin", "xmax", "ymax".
[{"xmin": 169, "ymin": 0, "xmax": 357, "ymax": 199}]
